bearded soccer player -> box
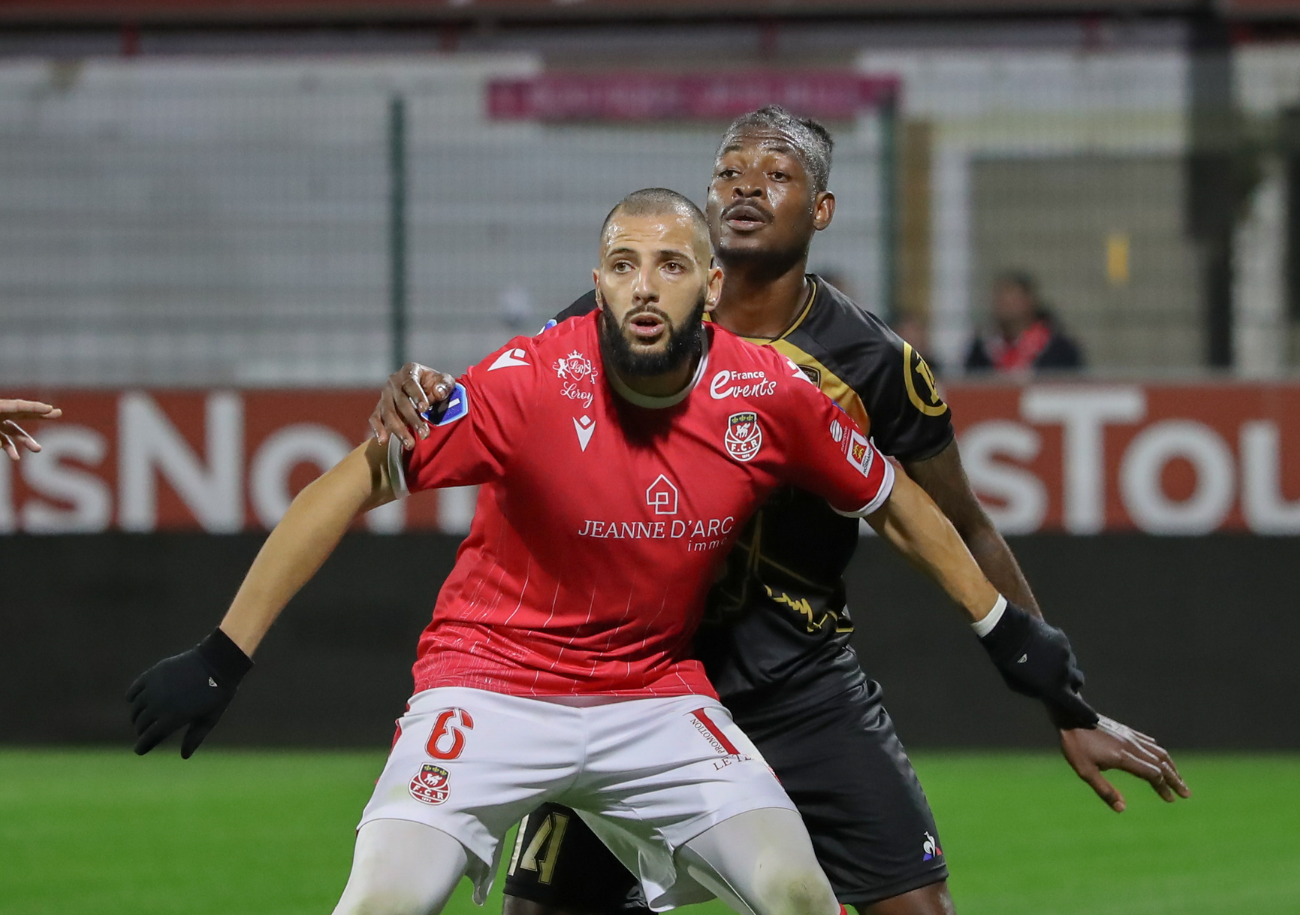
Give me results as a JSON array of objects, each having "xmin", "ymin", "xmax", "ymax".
[
  {"xmin": 128, "ymin": 189, "xmax": 1064, "ymax": 915},
  {"xmin": 373, "ymin": 110, "xmax": 1189, "ymax": 915}
]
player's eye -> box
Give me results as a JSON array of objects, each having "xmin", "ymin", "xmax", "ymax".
[
  {"xmin": 612, "ymin": 261, "xmax": 633, "ymax": 272},
  {"xmin": 717, "ymin": 168, "xmax": 738, "ymax": 179},
  {"xmin": 770, "ymin": 171, "xmax": 788, "ymax": 181},
  {"xmin": 663, "ymin": 261, "xmax": 685, "ymax": 274}
]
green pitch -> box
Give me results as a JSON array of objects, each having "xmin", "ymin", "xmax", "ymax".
[{"xmin": 1, "ymin": 749, "xmax": 1296, "ymax": 915}]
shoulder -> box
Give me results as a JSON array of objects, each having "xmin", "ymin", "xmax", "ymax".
[
  {"xmin": 548, "ymin": 290, "xmax": 599, "ymax": 327},
  {"xmin": 785, "ymin": 279, "xmax": 915, "ymax": 401},
  {"xmin": 469, "ymin": 315, "xmax": 593, "ymax": 387},
  {"xmin": 707, "ymin": 325, "xmax": 824, "ymax": 406},
  {"xmin": 790, "ymin": 277, "xmax": 952, "ymax": 457},
  {"xmin": 797, "ymin": 277, "xmax": 945, "ymax": 406},
  {"xmin": 1039, "ymin": 331, "xmax": 1083, "ymax": 368},
  {"xmin": 794, "ymin": 278, "xmax": 904, "ymax": 366}
]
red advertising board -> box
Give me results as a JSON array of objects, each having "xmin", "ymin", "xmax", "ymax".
[
  {"xmin": 488, "ymin": 72, "xmax": 899, "ymax": 123},
  {"xmin": 0, "ymin": 390, "xmax": 442, "ymax": 534},
  {"xmin": 3, "ymin": 382, "xmax": 1299, "ymax": 535},
  {"xmin": 946, "ymin": 382, "xmax": 1300, "ymax": 534}
]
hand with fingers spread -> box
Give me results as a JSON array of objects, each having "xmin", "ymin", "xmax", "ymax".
[
  {"xmin": 368, "ymin": 363, "xmax": 457, "ymax": 452},
  {"xmin": 1058, "ymin": 714, "xmax": 1191, "ymax": 812},
  {"xmin": 0, "ymin": 398, "xmax": 62, "ymax": 461},
  {"xmin": 126, "ymin": 628, "xmax": 253, "ymax": 758}
]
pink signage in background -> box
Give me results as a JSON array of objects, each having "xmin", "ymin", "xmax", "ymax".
[{"xmin": 487, "ymin": 72, "xmax": 900, "ymax": 122}]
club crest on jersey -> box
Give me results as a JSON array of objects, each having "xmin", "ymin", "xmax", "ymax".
[
  {"xmin": 844, "ymin": 429, "xmax": 874, "ymax": 477},
  {"xmin": 408, "ymin": 764, "xmax": 451, "ymax": 806},
  {"xmin": 724, "ymin": 412, "xmax": 762, "ymax": 463},
  {"xmin": 554, "ymin": 351, "xmax": 598, "ymax": 384}
]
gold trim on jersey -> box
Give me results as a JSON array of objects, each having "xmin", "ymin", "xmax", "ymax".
[
  {"xmin": 768, "ymin": 339, "xmax": 871, "ymax": 435},
  {"xmin": 710, "ymin": 279, "xmax": 818, "ymax": 344},
  {"xmin": 902, "ymin": 342, "xmax": 949, "ymax": 417}
]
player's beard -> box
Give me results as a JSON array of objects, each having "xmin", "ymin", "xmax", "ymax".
[{"xmin": 598, "ymin": 292, "xmax": 707, "ymax": 379}]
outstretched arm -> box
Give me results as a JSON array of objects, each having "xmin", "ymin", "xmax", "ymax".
[
  {"xmin": 219, "ymin": 438, "xmax": 395, "ymax": 656},
  {"xmin": 865, "ymin": 469, "xmax": 1097, "ymax": 730},
  {"xmin": 127, "ymin": 439, "xmax": 394, "ymax": 757},
  {"xmin": 903, "ymin": 441, "xmax": 1189, "ymax": 811},
  {"xmin": 902, "ymin": 441, "xmax": 1041, "ymax": 613},
  {"xmin": 864, "ymin": 468, "xmax": 1000, "ymax": 623}
]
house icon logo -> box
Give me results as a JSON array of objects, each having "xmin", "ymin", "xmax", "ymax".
[{"xmin": 646, "ymin": 474, "xmax": 679, "ymax": 516}]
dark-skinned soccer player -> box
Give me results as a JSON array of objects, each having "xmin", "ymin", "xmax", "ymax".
[{"xmin": 371, "ymin": 107, "xmax": 1189, "ymax": 915}]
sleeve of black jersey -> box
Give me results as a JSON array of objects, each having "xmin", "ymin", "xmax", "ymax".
[
  {"xmin": 552, "ymin": 290, "xmax": 599, "ymax": 324},
  {"xmin": 855, "ymin": 318, "xmax": 955, "ymax": 462}
]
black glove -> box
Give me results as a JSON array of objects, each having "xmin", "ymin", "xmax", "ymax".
[
  {"xmin": 126, "ymin": 628, "xmax": 253, "ymax": 758},
  {"xmin": 978, "ymin": 601, "xmax": 1099, "ymax": 729}
]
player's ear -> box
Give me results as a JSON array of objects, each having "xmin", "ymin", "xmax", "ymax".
[
  {"xmin": 592, "ymin": 269, "xmax": 606, "ymax": 311},
  {"xmin": 705, "ymin": 265, "xmax": 724, "ymax": 313},
  {"xmin": 813, "ymin": 191, "xmax": 835, "ymax": 232}
]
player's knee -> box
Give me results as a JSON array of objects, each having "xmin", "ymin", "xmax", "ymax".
[
  {"xmin": 334, "ymin": 857, "xmax": 448, "ymax": 915},
  {"xmin": 752, "ymin": 860, "xmax": 838, "ymax": 915},
  {"xmin": 334, "ymin": 879, "xmax": 434, "ymax": 915}
]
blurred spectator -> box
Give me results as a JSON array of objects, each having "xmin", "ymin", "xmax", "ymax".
[
  {"xmin": 964, "ymin": 271, "xmax": 1084, "ymax": 374},
  {"xmin": 1, "ymin": 399, "xmax": 61, "ymax": 461}
]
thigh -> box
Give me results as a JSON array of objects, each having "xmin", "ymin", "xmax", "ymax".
[
  {"xmin": 573, "ymin": 695, "xmax": 798, "ymax": 911},
  {"xmin": 503, "ymin": 803, "xmax": 649, "ymax": 915},
  {"xmin": 333, "ymin": 819, "xmax": 469, "ymax": 915},
  {"xmin": 361, "ymin": 687, "xmax": 580, "ymax": 901},
  {"xmin": 737, "ymin": 681, "xmax": 949, "ymax": 908},
  {"xmin": 678, "ymin": 807, "xmax": 838, "ymax": 915}
]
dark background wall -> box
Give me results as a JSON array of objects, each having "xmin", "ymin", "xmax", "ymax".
[{"xmin": 1, "ymin": 534, "xmax": 1294, "ymax": 750}]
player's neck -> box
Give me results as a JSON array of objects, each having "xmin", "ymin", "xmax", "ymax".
[{"xmin": 713, "ymin": 258, "xmax": 811, "ymax": 339}]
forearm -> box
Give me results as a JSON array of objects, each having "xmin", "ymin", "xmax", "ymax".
[
  {"xmin": 960, "ymin": 519, "xmax": 1041, "ymax": 616},
  {"xmin": 903, "ymin": 442, "xmax": 1042, "ymax": 616},
  {"xmin": 220, "ymin": 441, "xmax": 391, "ymax": 655},
  {"xmin": 867, "ymin": 472, "xmax": 999, "ymax": 623}
]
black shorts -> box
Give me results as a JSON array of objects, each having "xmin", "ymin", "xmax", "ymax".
[{"xmin": 503, "ymin": 679, "xmax": 948, "ymax": 911}]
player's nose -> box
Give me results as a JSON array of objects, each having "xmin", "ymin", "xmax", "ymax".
[{"xmin": 631, "ymin": 267, "xmax": 658, "ymax": 301}]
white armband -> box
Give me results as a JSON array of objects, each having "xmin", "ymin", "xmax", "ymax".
[
  {"xmin": 971, "ymin": 594, "xmax": 1008, "ymax": 637},
  {"xmin": 387, "ymin": 434, "xmax": 411, "ymax": 500}
]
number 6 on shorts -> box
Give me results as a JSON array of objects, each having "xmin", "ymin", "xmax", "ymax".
[{"xmin": 426, "ymin": 708, "xmax": 475, "ymax": 760}]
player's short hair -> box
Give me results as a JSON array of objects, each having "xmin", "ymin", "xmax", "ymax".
[
  {"xmin": 716, "ymin": 105, "xmax": 835, "ymax": 194},
  {"xmin": 601, "ymin": 188, "xmax": 711, "ymax": 259}
]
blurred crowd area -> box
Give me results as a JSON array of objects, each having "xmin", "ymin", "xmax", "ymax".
[{"xmin": 6, "ymin": 5, "xmax": 1300, "ymax": 386}]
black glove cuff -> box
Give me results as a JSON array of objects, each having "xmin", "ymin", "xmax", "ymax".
[
  {"xmin": 976, "ymin": 600, "xmax": 1034, "ymax": 663},
  {"xmin": 196, "ymin": 628, "xmax": 254, "ymax": 687},
  {"xmin": 977, "ymin": 602, "xmax": 1100, "ymax": 730}
]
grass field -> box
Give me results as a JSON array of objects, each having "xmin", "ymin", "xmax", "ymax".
[{"xmin": 1, "ymin": 749, "xmax": 1296, "ymax": 915}]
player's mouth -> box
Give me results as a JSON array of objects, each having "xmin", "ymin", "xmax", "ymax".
[
  {"xmin": 721, "ymin": 202, "xmax": 771, "ymax": 232},
  {"xmin": 625, "ymin": 310, "xmax": 668, "ymax": 345}
]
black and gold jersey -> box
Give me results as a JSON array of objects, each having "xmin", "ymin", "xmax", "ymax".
[{"xmin": 553, "ymin": 276, "xmax": 953, "ymax": 713}]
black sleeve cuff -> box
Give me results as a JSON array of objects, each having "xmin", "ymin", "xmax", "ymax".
[{"xmin": 197, "ymin": 628, "xmax": 254, "ymax": 685}]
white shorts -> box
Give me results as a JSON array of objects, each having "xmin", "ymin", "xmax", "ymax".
[{"xmin": 359, "ymin": 687, "xmax": 795, "ymax": 909}]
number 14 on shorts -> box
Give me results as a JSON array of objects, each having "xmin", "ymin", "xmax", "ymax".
[{"xmin": 508, "ymin": 810, "xmax": 570, "ymax": 885}]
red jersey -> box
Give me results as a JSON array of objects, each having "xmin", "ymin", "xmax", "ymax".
[{"xmin": 394, "ymin": 312, "xmax": 893, "ymax": 699}]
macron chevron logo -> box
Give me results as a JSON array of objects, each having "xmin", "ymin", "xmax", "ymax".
[
  {"xmin": 489, "ymin": 348, "xmax": 529, "ymax": 371},
  {"xmin": 574, "ymin": 415, "xmax": 595, "ymax": 451}
]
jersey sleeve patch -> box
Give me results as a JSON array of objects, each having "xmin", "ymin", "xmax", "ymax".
[
  {"xmin": 426, "ymin": 383, "xmax": 469, "ymax": 427},
  {"xmin": 902, "ymin": 342, "xmax": 948, "ymax": 417}
]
